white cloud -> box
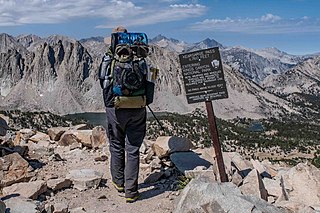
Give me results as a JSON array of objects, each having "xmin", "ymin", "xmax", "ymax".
[
  {"xmin": 0, "ymin": 0, "xmax": 206, "ymax": 27},
  {"xmin": 170, "ymin": 4, "xmax": 203, "ymax": 8},
  {"xmin": 190, "ymin": 14, "xmax": 320, "ymax": 34},
  {"xmin": 96, "ymin": 3, "xmax": 206, "ymax": 28},
  {"xmin": 261, "ymin": 14, "xmax": 281, "ymax": 22}
]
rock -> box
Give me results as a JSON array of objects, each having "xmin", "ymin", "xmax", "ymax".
[
  {"xmin": 276, "ymin": 176, "xmax": 289, "ymax": 203},
  {"xmin": 152, "ymin": 136, "xmax": 193, "ymax": 158},
  {"xmin": 13, "ymin": 129, "xmax": 36, "ymax": 145},
  {"xmin": 268, "ymin": 196, "xmax": 276, "ymax": 204},
  {"xmin": 48, "ymin": 153, "xmax": 65, "ymax": 161},
  {"xmin": 140, "ymin": 163, "xmax": 150, "ymax": 172},
  {"xmin": 263, "ymin": 178, "xmax": 282, "ymax": 198},
  {"xmin": 69, "ymin": 142, "xmax": 82, "ymax": 150},
  {"xmin": 174, "ymin": 177, "xmax": 284, "ymax": 213},
  {"xmin": 0, "ymin": 200, "xmax": 5, "ymax": 213},
  {"xmin": 170, "ymin": 151, "xmax": 211, "ymax": 175},
  {"xmin": 194, "ymin": 147, "xmax": 216, "ymax": 164},
  {"xmin": 27, "ymin": 140, "xmax": 53, "ymax": 158},
  {"xmin": 210, "ymin": 152, "xmax": 234, "ymax": 181},
  {"xmin": 54, "ymin": 202, "xmax": 68, "ymax": 213},
  {"xmin": 94, "ymin": 155, "xmax": 108, "ymax": 162},
  {"xmin": 91, "ymin": 126, "xmax": 107, "ymax": 149},
  {"xmin": 282, "ymin": 163, "xmax": 320, "ymax": 207},
  {"xmin": 0, "ymin": 133, "xmax": 12, "ymax": 146},
  {"xmin": 72, "ymin": 130, "xmax": 92, "ymax": 148},
  {"xmin": 222, "ymin": 152, "xmax": 233, "ymax": 176},
  {"xmin": 58, "ymin": 130, "xmax": 93, "ymax": 148},
  {"xmin": 47, "ymin": 178, "xmax": 72, "ymax": 191},
  {"xmin": 71, "ymin": 124, "xmax": 91, "ymax": 130},
  {"xmin": 150, "ymin": 158, "xmax": 162, "ymax": 171},
  {"xmin": 251, "ymin": 159, "xmax": 271, "ymax": 178},
  {"xmin": 140, "ymin": 140, "xmax": 154, "ymax": 154},
  {"xmin": 3, "ymin": 196, "xmax": 39, "ymax": 213},
  {"xmin": 28, "ymin": 131, "xmax": 50, "ymax": 143},
  {"xmin": 3, "ymin": 180, "xmax": 47, "ymax": 199},
  {"xmin": 185, "ymin": 168, "xmax": 215, "ymax": 179},
  {"xmin": 231, "ymin": 171, "xmax": 243, "ymax": 186},
  {"xmin": 69, "ymin": 207, "xmax": 86, "ymax": 213},
  {"xmin": 66, "ymin": 169, "xmax": 103, "ymax": 191},
  {"xmin": 0, "ymin": 116, "xmax": 9, "ymax": 136},
  {"xmin": 48, "ymin": 127, "xmax": 68, "ymax": 141},
  {"xmin": 139, "ymin": 141, "xmax": 147, "ymax": 154},
  {"xmin": 44, "ymin": 204, "xmax": 54, "ymax": 213},
  {"xmin": 228, "ymin": 152, "xmax": 252, "ymax": 177},
  {"xmin": 144, "ymin": 139, "xmax": 154, "ymax": 148},
  {"xmin": 276, "ymin": 200, "xmax": 318, "ymax": 213},
  {"xmin": 142, "ymin": 148, "xmax": 155, "ymax": 164},
  {"xmin": 261, "ymin": 160, "xmax": 278, "ymax": 178},
  {"xmin": 162, "ymin": 159, "xmax": 173, "ymax": 168},
  {"xmin": 144, "ymin": 171, "xmax": 164, "ymax": 184},
  {"xmin": 58, "ymin": 131, "xmax": 82, "ymax": 146},
  {"xmin": 0, "ymin": 114, "xmax": 9, "ymax": 124},
  {"xmin": 101, "ymin": 146, "xmax": 109, "ymax": 157},
  {"xmin": 0, "ymin": 152, "xmax": 32, "ymax": 187},
  {"xmin": 239, "ymin": 169, "xmax": 268, "ymax": 201},
  {"xmin": 164, "ymin": 168, "xmax": 172, "ymax": 177},
  {"xmin": 12, "ymin": 145, "xmax": 29, "ymax": 157}
]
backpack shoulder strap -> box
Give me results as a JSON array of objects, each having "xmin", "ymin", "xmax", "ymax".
[{"xmin": 109, "ymin": 58, "xmax": 117, "ymax": 81}]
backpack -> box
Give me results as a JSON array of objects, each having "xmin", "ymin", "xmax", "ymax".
[{"xmin": 109, "ymin": 32, "xmax": 153, "ymax": 108}]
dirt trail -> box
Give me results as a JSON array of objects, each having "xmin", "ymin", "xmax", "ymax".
[{"xmin": 38, "ymin": 147, "xmax": 177, "ymax": 213}]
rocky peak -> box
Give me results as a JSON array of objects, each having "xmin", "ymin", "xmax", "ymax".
[
  {"xmin": 262, "ymin": 47, "xmax": 283, "ymax": 54},
  {"xmin": 185, "ymin": 38, "xmax": 223, "ymax": 53},
  {"xmin": 25, "ymin": 38, "xmax": 93, "ymax": 88},
  {"xmin": 45, "ymin": 35, "xmax": 77, "ymax": 44},
  {"xmin": 222, "ymin": 47, "xmax": 292, "ymax": 83},
  {"xmin": 0, "ymin": 33, "xmax": 27, "ymax": 55},
  {"xmin": 0, "ymin": 34, "xmax": 99, "ymax": 114},
  {"xmin": 150, "ymin": 34, "xmax": 180, "ymax": 44},
  {"xmin": 149, "ymin": 35, "xmax": 189, "ymax": 53},
  {"xmin": 16, "ymin": 34, "xmax": 42, "ymax": 49},
  {"xmin": 263, "ymin": 55, "xmax": 320, "ymax": 91},
  {"xmin": 0, "ymin": 48, "xmax": 25, "ymax": 97},
  {"xmin": 201, "ymin": 38, "xmax": 223, "ymax": 48},
  {"xmin": 79, "ymin": 37, "xmax": 107, "ymax": 58},
  {"xmin": 150, "ymin": 34, "xmax": 167, "ymax": 43},
  {"xmin": 80, "ymin": 36, "xmax": 104, "ymax": 43},
  {"xmin": 253, "ymin": 47, "xmax": 303, "ymax": 65}
]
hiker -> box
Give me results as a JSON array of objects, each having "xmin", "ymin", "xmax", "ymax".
[{"xmin": 99, "ymin": 26, "xmax": 155, "ymax": 203}]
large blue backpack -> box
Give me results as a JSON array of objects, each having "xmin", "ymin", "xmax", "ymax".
[{"xmin": 109, "ymin": 32, "xmax": 152, "ymax": 108}]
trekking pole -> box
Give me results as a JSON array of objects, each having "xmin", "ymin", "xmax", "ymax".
[{"xmin": 147, "ymin": 105, "xmax": 165, "ymax": 132}]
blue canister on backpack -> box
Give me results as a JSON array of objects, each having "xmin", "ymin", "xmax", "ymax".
[{"xmin": 113, "ymin": 86, "xmax": 122, "ymax": 96}]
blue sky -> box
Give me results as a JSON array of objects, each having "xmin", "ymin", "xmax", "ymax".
[{"xmin": 0, "ymin": 0, "xmax": 319, "ymax": 55}]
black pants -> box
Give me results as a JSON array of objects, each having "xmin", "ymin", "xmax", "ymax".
[{"xmin": 106, "ymin": 107, "xmax": 146, "ymax": 198}]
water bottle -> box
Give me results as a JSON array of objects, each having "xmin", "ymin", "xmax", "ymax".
[{"xmin": 99, "ymin": 54, "xmax": 111, "ymax": 80}]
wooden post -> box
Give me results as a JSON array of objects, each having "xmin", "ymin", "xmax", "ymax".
[{"xmin": 205, "ymin": 101, "xmax": 228, "ymax": 182}]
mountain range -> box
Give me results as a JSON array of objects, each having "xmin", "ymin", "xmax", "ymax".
[{"xmin": 0, "ymin": 33, "xmax": 319, "ymax": 120}]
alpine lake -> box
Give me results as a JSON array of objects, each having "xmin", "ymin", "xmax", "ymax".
[{"xmin": 64, "ymin": 111, "xmax": 168, "ymax": 128}]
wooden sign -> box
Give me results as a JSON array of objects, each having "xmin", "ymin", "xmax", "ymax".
[
  {"xmin": 179, "ymin": 47, "xmax": 228, "ymax": 104},
  {"xmin": 179, "ymin": 47, "xmax": 229, "ymax": 182}
]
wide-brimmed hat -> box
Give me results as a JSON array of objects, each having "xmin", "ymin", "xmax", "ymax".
[{"xmin": 104, "ymin": 26, "xmax": 128, "ymax": 45}]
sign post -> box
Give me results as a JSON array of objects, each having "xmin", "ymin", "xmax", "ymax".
[
  {"xmin": 205, "ymin": 101, "xmax": 228, "ymax": 182},
  {"xmin": 179, "ymin": 47, "xmax": 228, "ymax": 182}
]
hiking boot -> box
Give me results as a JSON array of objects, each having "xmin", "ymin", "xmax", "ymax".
[
  {"xmin": 112, "ymin": 181, "xmax": 124, "ymax": 193},
  {"xmin": 126, "ymin": 192, "xmax": 140, "ymax": 203}
]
